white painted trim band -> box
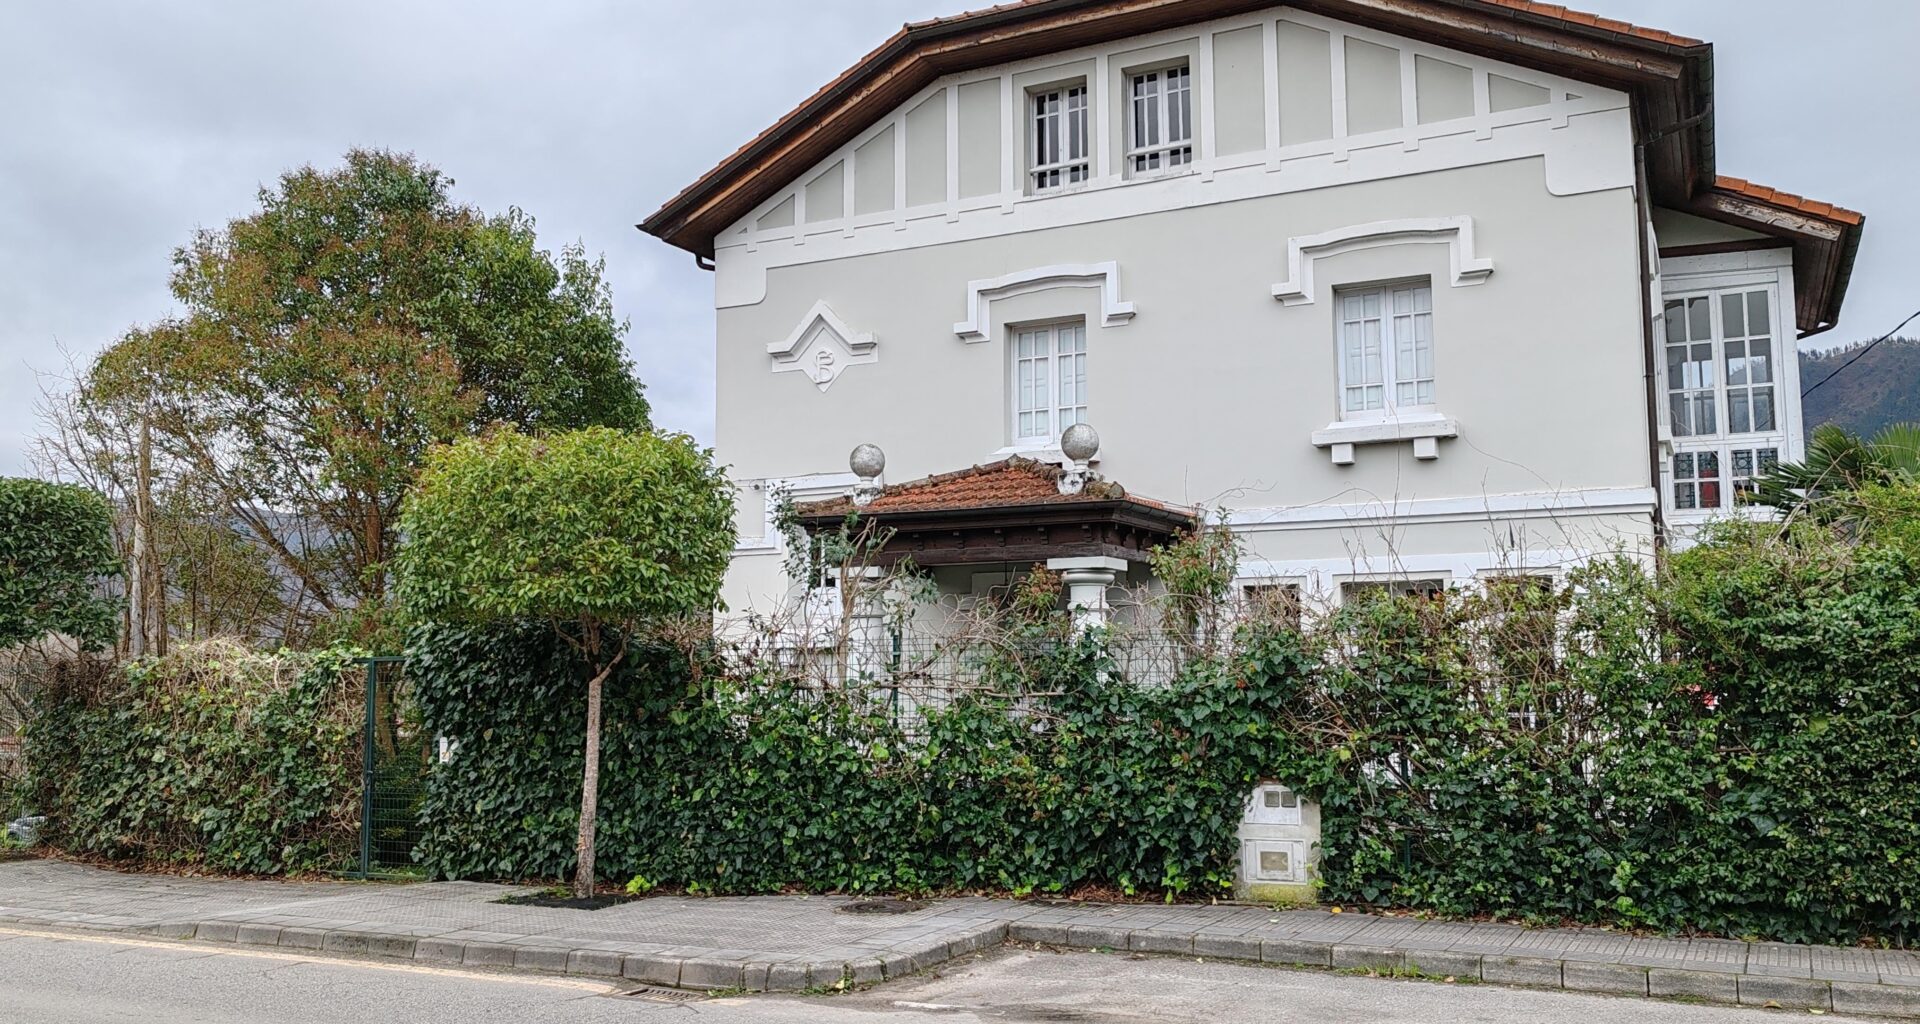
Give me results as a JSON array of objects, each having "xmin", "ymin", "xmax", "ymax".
[{"xmin": 1226, "ymin": 486, "xmax": 1658, "ymax": 531}]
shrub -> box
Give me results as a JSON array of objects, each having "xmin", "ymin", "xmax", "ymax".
[
  {"xmin": 24, "ymin": 642, "xmax": 364, "ymax": 873},
  {"xmin": 0, "ymin": 477, "xmax": 121, "ymax": 651}
]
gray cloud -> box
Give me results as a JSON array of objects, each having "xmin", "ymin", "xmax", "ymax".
[{"xmin": 3, "ymin": 1, "xmax": 1911, "ymax": 476}]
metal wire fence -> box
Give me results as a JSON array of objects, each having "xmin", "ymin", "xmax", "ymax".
[{"xmin": 722, "ymin": 626, "xmax": 1232, "ymax": 739}]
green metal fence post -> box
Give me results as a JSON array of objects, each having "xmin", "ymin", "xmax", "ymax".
[{"xmin": 358, "ymin": 658, "xmax": 376, "ymax": 879}]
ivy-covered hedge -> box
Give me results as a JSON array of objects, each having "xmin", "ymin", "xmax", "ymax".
[
  {"xmin": 1272, "ymin": 532, "xmax": 1920, "ymax": 947},
  {"xmin": 24, "ymin": 644, "xmax": 364, "ymax": 873},
  {"xmin": 416, "ymin": 514, "xmax": 1920, "ymax": 946},
  {"xmin": 413, "ymin": 621, "xmax": 1298, "ymax": 896}
]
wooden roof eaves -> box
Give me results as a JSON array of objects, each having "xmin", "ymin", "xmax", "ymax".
[{"xmin": 639, "ymin": 0, "xmax": 1713, "ymax": 259}]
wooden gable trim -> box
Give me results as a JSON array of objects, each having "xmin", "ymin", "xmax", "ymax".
[{"xmin": 639, "ymin": 0, "xmax": 1711, "ymax": 259}]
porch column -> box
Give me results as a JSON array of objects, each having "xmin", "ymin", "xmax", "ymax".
[{"xmin": 1047, "ymin": 556, "xmax": 1128, "ymax": 633}]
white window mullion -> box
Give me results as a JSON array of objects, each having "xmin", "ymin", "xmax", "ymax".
[
  {"xmin": 1031, "ymin": 84, "xmax": 1090, "ymax": 191},
  {"xmin": 1338, "ymin": 284, "xmax": 1433, "ymax": 421},
  {"xmin": 1012, "ymin": 322, "xmax": 1088, "ymax": 444},
  {"xmin": 1125, "ymin": 64, "xmax": 1193, "ymax": 175}
]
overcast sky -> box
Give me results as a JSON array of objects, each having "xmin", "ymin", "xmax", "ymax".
[{"xmin": 3, "ymin": 1, "xmax": 1913, "ymax": 477}]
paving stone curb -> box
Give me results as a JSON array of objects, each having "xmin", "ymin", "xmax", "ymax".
[
  {"xmin": 0, "ymin": 909, "xmax": 1009, "ymax": 996},
  {"xmin": 1002, "ymin": 920, "xmax": 1886, "ymax": 1017},
  {"xmin": 5, "ymin": 904, "xmax": 1919, "ymax": 1016}
]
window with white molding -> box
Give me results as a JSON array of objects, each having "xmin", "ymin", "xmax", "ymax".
[
  {"xmin": 1238, "ymin": 581, "xmax": 1303, "ymax": 629},
  {"xmin": 1662, "ymin": 285, "xmax": 1788, "ymax": 514},
  {"xmin": 1011, "ymin": 320, "xmax": 1087, "ymax": 444},
  {"xmin": 1337, "ymin": 283, "xmax": 1435, "ymax": 420},
  {"xmin": 1127, "ymin": 64, "xmax": 1192, "ymax": 174},
  {"xmin": 1030, "ymin": 83, "xmax": 1090, "ymax": 191},
  {"xmin": 1664, "ymin": 289, "xmax": 1780, "ymax": 438},
  {"xmin": 1671, "ymin": 444, "xmax": 1781, "ymax": 512},
  {"xmin": 1341, "ymin": 577, "xmax": 1447, "ymax": 603}
]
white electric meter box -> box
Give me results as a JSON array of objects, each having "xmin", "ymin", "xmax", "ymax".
[{"xmin": 1235, "ymin": 783, "xmax": 1321, "ymax": 902}]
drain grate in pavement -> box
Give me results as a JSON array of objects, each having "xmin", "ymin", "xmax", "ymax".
[
  {"xmin": 838, "ymin": 898, "xmax": 928, "ymax": 915},
  {"xmin": 619, "ymin": 986, "xmax": 706, "ymax": 1003}
]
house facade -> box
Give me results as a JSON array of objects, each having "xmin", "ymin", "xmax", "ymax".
[{"xmin": 641, "ymin": 0, "xmax": 1863, "ymax": 621}]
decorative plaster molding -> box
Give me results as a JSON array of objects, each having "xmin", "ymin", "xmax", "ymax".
[
  {"xmin": 952, "ymin": 262, "xmax": 1135, "ymax": 343},
  {"xmin": 1270, "ymin": 216, "xmax": 1493, "ymax": 306},
  {"xmin": 768, "ymin": 301, "xmax": 876, "ymax": 391}
]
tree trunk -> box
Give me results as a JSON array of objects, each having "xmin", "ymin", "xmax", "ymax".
[
  {"xmin": 571, "ymin": 622, "xmax": 626, "ymax": 899},
  {"xmin": 572, "ymin": 662, "xmax": 606, "ymax": 898}
]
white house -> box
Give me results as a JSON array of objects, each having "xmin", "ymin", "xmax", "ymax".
[{"xmin": 641, "ymin": 0, "xmax": 1864, "ymax": 622}]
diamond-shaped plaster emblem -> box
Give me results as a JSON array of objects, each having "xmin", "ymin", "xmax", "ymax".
[{"xmin": 767, "ymin": 301, "xmax": 876, "ymax": 393}]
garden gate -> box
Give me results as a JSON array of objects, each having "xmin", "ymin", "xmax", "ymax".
[{"xmin": 353, "ymin": 656, "xmax": 427, "ymax": 878}]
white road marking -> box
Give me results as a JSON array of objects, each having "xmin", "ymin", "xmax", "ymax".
[{"xmin": 0, "ymin": 925, "xmax": 616, "ymax": 992}]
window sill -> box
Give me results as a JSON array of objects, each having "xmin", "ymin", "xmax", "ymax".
[
  {"xmin": 1121, "ymin": 163, "xmax": 1199, "ymax": 186},
  {"xmin": 1311, "ymin": 414, "xmax": 1458, "ymax": 465}
]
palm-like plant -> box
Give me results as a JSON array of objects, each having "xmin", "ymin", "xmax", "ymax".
[{"xmin": 1751, "ymin": 422, "xmax": 1920, "ymax": 515}]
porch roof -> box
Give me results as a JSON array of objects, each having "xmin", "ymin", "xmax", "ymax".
[{"xmin": 793, "ymin": 457, "xmax": 1197, "ymax": 567}]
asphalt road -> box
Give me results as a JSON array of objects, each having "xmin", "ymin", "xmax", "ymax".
[{"xmin": 0, "ymin": 925, "xmax": 1877, "ymax": 1023}]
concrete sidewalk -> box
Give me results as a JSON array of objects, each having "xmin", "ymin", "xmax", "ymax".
[{"xmin": 3, "ymin": 859, "xmax": 1917, "ymax": 1017}]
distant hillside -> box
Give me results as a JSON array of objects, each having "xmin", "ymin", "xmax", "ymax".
[{"xmin": 1800, "ymin": 337, "xmax": 1920, "ymax": 440}]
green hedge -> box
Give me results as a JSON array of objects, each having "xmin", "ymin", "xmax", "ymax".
[
  {"xmin": 416, "ymin": 520, "xmax": 1920, "ymax": 945},
  {"xmin": 412, "ymin": 621, "xmax": 1301, "ymax": 896},
  {"xmin": 24, "ymin": 645, "xmax": 364, "ymax": 873},
  {"xmin": 1272, "ymin": 537, "xmax": 1920, "ymax": 946}
]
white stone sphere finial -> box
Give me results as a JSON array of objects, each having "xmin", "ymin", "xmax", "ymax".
[
  {"xmin": 849, "ymin": 443, "xmax": 886, "ymax": 479},
  {"xmin": 1057, "ymin": 424, "xmax": 1100, "ymax": 495},
  {"xmin": 850, "ymin": 443, "xmax": 886, "ymax": 506},
  {"xmin": 1060, "ymin": 423, "xmax": 1100, "ymax": 462}
]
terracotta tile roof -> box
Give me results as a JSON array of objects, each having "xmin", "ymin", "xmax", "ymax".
[
  {"xmin": 905, "ymin": 0, "xmax": 1700, "ymax": 47},
  {"xmin": 796, "ymin": 457, "xmax": 1193, "ymax": 519},
  {"xmin": 1715, "ymin": 175, "xmax": 1864, "ymax": 226},
  {"xmin": 906, "ymin": 0, "xmax": 1048, "ymax": 30},
  {"xmin": 1472, "ymin": 0, "xmax": 1701, "ymax": 47}
]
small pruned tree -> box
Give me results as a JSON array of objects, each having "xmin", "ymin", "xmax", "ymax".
[
  {"xmin": 0, "ymin": 478, "xmax": 121, "ymax": 652},
  {"xmin": 395, "ymin": 426, "xmax": 735, "ymax": 896}
]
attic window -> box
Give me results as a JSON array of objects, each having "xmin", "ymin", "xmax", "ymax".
[
  {"xmin": 1031, "ymin": 84, "xmax": 1090, "ymax": 191},
  {"xmin": 1127, "ymin": 65, "xmax": 1192, "ymax": 174}
]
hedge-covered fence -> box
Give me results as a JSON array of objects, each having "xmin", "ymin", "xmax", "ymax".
[
  {"xmin": 411, "ymin": 620, "xmax": 1292, "ymax": 897},
  {"xmin": 19, "ymin": 504, "xmax": 1920, "ymax": 946},
  {"xmin": 24, "ymin": 642, "xmax": 364, "ymax": 874},
  {"xmin": 412, "ymin": 518, "xmax": 1920, "ymax": 946}
]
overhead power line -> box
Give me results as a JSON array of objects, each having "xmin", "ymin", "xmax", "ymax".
[{"xmin": 1801, "ymin": 309, "xmax": 1920, "ymax": 398}]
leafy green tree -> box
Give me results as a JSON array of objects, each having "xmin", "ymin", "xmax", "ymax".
[
  {"xmin": 72, "ymin": 149, "xmax": 649, "ymax": 640},
  {"xmin": 396, "ymin": 427, "xmax": 735, "ymax": 895},
  {"xmin": 0, "ymin": 478, "xmax": 121, "ymax": 651},
  {"xmin": 1752, "ymin": 422, "xmax": 1920, "ymax": 516}
]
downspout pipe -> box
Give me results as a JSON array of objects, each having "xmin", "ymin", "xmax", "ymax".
[
  {"xmin": 1633, "ymin": 120, "xmax": 1669, "ymax": 557},
  {"xmin": 1629, "ymin": 97, "xmax": 1715, "ymax": 558}
]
